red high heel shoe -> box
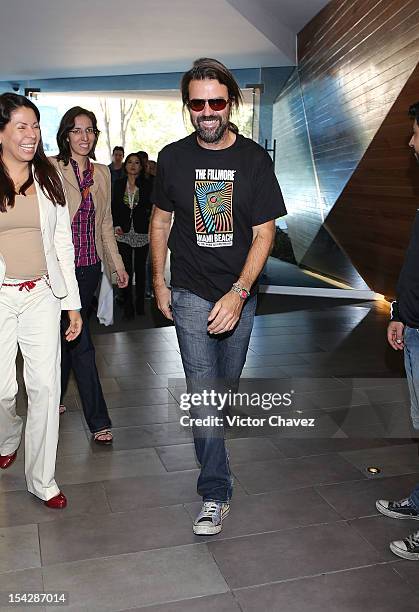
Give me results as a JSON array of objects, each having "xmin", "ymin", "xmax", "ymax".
[
  {"xmin": 0, "ymin": 451, "xmax": 17, "ymax": 469},
  {"xmin": 44, "ymin": 492, "xmax": 67, "ymax": 509}
]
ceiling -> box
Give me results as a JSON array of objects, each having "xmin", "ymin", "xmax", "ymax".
[{"xmin": 0, "ymin": 0, "xmax": 330, "ymax": 81}]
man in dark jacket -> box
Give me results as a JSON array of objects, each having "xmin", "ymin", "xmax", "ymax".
[
  {"xmin": 108, "ymin": 146, "xmax": 125, "ymax": 194},
  {"xmin": 376, "ymin": 101, "xmax": 419, "ymax": 560}
]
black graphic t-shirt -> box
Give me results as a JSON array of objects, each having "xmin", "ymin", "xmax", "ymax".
[{"xmin": 153, "ymin": 133, "xmax": 286, "ymax": 302}]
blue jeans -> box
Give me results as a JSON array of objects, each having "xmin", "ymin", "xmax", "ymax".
[
  {"xmin": 404, "ymin": 326, "xmax": 419, "ymax": 430},
  {"xmin": 171, "ymin": 288, "xmax": 257, "ymax": 503},
  {"xmin": 405, "ymin": 326, "xmax": 419, "ymax": 510}
]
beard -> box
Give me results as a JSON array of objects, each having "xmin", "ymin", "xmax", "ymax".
[{"xmin": 192, "ymin": 114, "xmax": 229, "ymax": 144}]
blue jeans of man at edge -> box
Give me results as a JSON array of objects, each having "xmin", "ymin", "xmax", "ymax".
[
  {"xmin": 171, "ymin": 288, "xmax": 257, "ymax": 503},
  {"xmin": 404, "ymin": 326, "xmax": 419, "ymax": 510}
]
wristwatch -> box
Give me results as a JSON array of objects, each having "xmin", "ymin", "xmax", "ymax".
[{"xmin": 231, "ymin": 283, "xmax": 250, "ymax": 300}]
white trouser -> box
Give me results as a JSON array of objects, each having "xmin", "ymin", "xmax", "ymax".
[{"xmin": 0, "ymin": 276, "xmax": 61, "ymax": 501}]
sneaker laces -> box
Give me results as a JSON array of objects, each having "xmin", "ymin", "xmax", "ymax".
[
  {"xmin": 202, "ymin": 501, "xmax": 220, "ymax": 515},
  {"xmin": 197, "ymin": 502, "xmax": 221, "ymax": 522},
  {"xmin": 405, "ymin": 529, "xmax": 419, "ymax": 549},
  {"xmin": 394, "ymin": 498, "xmax": 413, "ymax": 509}
]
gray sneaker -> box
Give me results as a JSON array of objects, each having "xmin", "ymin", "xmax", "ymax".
[{"xmin": 193, "ymin": 501, "xmax": 230, "ymax": 535}]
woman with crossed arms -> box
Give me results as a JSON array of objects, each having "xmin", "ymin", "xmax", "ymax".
[{"xmin": 0, "ymin": 93, "xmax": 82, "ymax": 509}]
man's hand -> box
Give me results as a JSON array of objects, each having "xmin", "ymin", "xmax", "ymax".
[
  {"xmin": 387, "ymin": 321, "xmax": 405, "ymax": 350},
  {"xmin": 114, "ymin": 226, "xmax": 124, "ymax": 237},
  {"xmin": 65, "ymin": 310, "xmax": 82, "ymax": 342},
  {"xmin": 208, "ymin": 291, "xmax": 244, "ymax": 334},
  {"xmin": 116, "ymin": 268, "xmax": 129, "ymax": 288},
  {"xmin": 154, "ymin": 283, "xmax": 173, "ymax": 320}
]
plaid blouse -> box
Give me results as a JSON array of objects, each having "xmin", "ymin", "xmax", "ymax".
[{"xmin": 70, "ymin": 158, "xmax": 100, "ymax": 268}]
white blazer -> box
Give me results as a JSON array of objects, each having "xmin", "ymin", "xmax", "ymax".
[{"xmin": 0, "ymin": 178, "xmax": 81, "ymax": 311}]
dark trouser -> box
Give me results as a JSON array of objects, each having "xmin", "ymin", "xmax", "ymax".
[
  {"xmin": 61, "ymin": 262, "xmax": 112, "ymax": 434},
  {"xmin": 171, "ymin": 288, "xmax": 257, "ymax": 503},
  {"xmin": 117, "ymin": 242, "xmax": 149, "ymax": 311}
]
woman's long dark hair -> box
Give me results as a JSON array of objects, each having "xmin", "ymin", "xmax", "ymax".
[
  {"xmin": 124, "ymin": 152, "xmax": 142, "ymax": 174},
  {"xmin": 56, "ymin": 106, "xmax": 99, "ymax": 165},
  {"xmin": 0, "ymin": 93, "xmax": 65, "ymax": 212}
]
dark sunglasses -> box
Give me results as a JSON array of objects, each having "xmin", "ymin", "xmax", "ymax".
[{"xmin": 188, "ymin": 98, "xmax": 230, "ymax": 112}]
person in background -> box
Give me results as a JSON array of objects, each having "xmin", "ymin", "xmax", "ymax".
[
  {"xmin": 136, "ymin": 151, "xmax": 154, "ymax": 297},
  {"xmin": 112, "ymin": 152, "xmax": 152, "ymax": 317},
  {"xmin": 0, "ymin": 93, "xmax": 82, "ymax": 509},
  {"xmin": 136, "ymin": 150, "xmax": 148, "ymax": 174},
  {"xmin": 147, "ymin": 160, "xmax": 157, "ymax": 177},
  {"xmin": 108, "ymin": 145, "xmax": 125, "ymax": 193},
  {"xmin": 376, "ymin": 101, "xmax": 419, "ymax": 561},
  {"xmin": 51, "ymin": 106, "xmax": 128, "ymax": 445},
  {"xmin": 137, "ymin": 151, "xmax": 156, "ymax": 187}
]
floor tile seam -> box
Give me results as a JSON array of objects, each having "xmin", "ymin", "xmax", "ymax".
[
  {"xmin": 196, "ymin": 518, "xmax": 351, "ymax": 545},
  {"xmin": 228, "ymin": 560, "xmax": 401, "ymax": 592},
  {"xmin": 39, "ymin": 473, "xmax": 169, "ymax": 490},
  {"xmin": 95, "ymin": 340, "xmax": 175, "ymax": 348},
  {"xmin": 36, "ymin": 522, "xmax": 46, "ymax": 570},
  {"xmin": 312, "ymin": 484, "xmax": 375, "ymax": 521},
  {"xmin": 0, "ymin": 564, "xmax": 43, "ymax": 577},
  {"xmin": 233, "ymin": 475, "xmax": 372, "ymax": 496},
  {"xmin": 205, "ymin": 542, "xmax": 233, "ymax": 596},
  {"xmin": 391, "ymin": 561, "xmax": 419, "ymax": 592},
  {"xmin": 160, "ymin": 455, "xmax": 294, "ymax": 471},
  {"xmin": 114, "ymin": 591, "xmax": 237, "ymax": 612},
  {"xmin": 38, "ymin": 540, "xmax": 211, "ymax": 570},
  {"xmin": 231, "ymin": 450, "xmax": 354, "ymax": 468},
  {"xmin": 99, "ymin": 478, "xmax": 116, "ymax": 514},
  {"xmin": 35, "ymin": 502, "xmax": 191, "ymax": 524},
  {"xmin": 347, "ymin": 515, "xmax": 394, "ymax": 558},
  {"xmin": 104, "ymin": 501, "xmax": 189, "ymax": 517},
  {"xmin": 96, "ymin": 419, "xmax": 182, "ymax": 429},
  {"xmin": 38, "ymin": 519, "xmax": 354, "ymax": 569},
  {"xmin": 99, "ymin": 467, "xmax": 201, "ymax": 492},
  {"xmin": 148, "ymin": 446, "xmax": 171, "ymax": 473},
  {"xmin": 56, "ymin": 446, "xmax": 169, "ymax": 461},
  {"xmin": 107, "ymin": 403, "xmax": 180, "ymax": 410},
  {"xmin": 270, "ymin": 447, "xmax": 387, "ymax": 461},
  {"xmin": 338, "ymin": 464, "xmax": 419, "ymax": 480},
  {"xmin": 0, "ymin": 507, "xmax": 114, "ymax": 530}
]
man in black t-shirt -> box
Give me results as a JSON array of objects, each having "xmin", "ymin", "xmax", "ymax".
[
  {"xmin": 151, "ymin": 58, "xmax": 286, "ymax": 536},
  {"xmin": 376, "ymin": 101, "xmax": 419, "ymax": 560}
]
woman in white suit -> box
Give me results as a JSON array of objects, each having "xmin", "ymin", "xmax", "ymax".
[{"xmin": 0, "ymin": 93, "xmax": 82, "ymax": 509}]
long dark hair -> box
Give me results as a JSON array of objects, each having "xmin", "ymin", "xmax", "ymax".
[
  {"xmin": 0, "ymin": 93, "xmax": 65, "ymax": 212},
  {"xmin": 124, "ymin": 152, "xmax": 142, "ymax": 173},
  {"xmin": 181, "ymin": 57, "xmax": 243, "ymax": 134},
  {"xmin": 56, "ymin": 106, "xmax": 100, "ymax": 165}
]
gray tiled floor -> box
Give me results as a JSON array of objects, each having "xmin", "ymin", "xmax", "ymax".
[{"xmin": 3, "ymin": 298, "xmax": 419, "ymax": 610}]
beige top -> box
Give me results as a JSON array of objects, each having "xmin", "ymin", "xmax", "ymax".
[{"xmin": 0, "ymin": 193, "xmax": 47, "ymax": 280}]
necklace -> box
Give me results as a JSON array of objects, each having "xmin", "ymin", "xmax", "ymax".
[
  {"xmin": 13, "ymin": 172, "xmax": 30, "ymax": 193},
  {"xmin": 127, "ymin": 183, "xmax": 138, "ymax": 209}
]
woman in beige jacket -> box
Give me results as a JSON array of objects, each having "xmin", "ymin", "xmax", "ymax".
[
  {"xmin": 51, "ymin": 106, "xmax": 128, "ymax": 445},
  {"xmin": 0, "ymin": 93, "xmax": 82, "ymax": 508}
]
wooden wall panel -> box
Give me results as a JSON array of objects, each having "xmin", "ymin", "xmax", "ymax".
[
  {"xmin": 326, "ymin": 63, "xmax": 419, "ymax": 296},
  {"xmin": 274, "ymin": 0, "xmax": 419, "ymax": 291}
]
